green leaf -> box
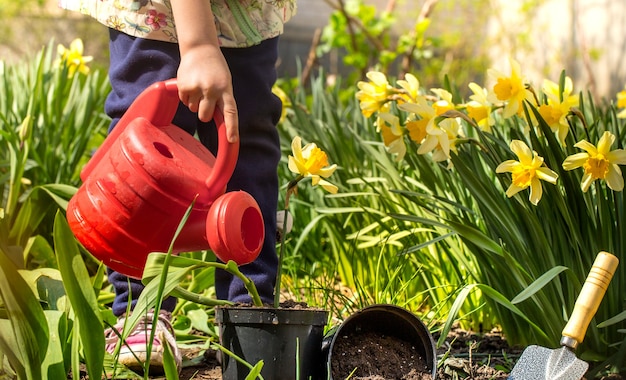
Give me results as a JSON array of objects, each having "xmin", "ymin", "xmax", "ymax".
[
  {"xmin": 186, "ymin": 308, "xmax": 213, "ymax": 335},
  {"xmin": 0, "ymin": 319, "xmax": 26, "ymax": 379},
  {"xmin": 245, "ymin": 361, "xmax": 264, "ymax": 380},
  {"xmin": 38, "ymin": 184, "xmax": 78, "ymax": 210},
  {"xmin": 478, "ymin": 285, "xmax": 550, "ymax": 342},
  {"xmin": 446, "ymin": 220, "xmax": 505, "ymax": 257},
  {"xmin": 19, "ymin": 268, "xmax": 67, "ymax": 311},
  {"xmin": 597, "ymin": 310, "xmax": 626, "ymax": 328},
  {"xmin": 511, "ymin": 266, "xmax": 568, "ymax": 304},
  {"xmin": 42, "ymin": 310, "xmax": 70, "ymax": 379},
  {"xmin": 437, "ymin": 284, "xmax": 476, "ymax": 347},
  {"xmin": 0, "ymin": 241, "xmax": 48, "ymax": 379},
  {"xmin": 53, "ymin": 211, "xmax": 104, "ymax": 379},
  {"xmin": 162, "ymin": 339, "xmax": 179, "ymax": 380}
]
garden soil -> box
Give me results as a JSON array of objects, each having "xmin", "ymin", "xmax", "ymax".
[
  {"xmin": 181, "ymin": 327, "xmax": 511, "ymax": 379},
  {"xmin": 175, "ymin": 327, "xmax": 625, "ymax": 380},
  {"xmin": 70, "ymin": 326, "xmax": 625, "ymax": 379}
]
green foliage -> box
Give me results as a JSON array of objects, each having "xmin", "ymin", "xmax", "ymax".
[
  {"xmin": 0, "ymin": 212, "xmax": 108, "ymax": 379},
  {"xmin": 275, "ymin": 72, "xmax": 492, "ymax": 330},
  {"xmin": 0, "ymin": 0, "xmax": 44, "ymax": 16},
  {"xmin": 0, "ymin": 39, "xmax": 109, "ymax": 272},
  {"xmin": 0, "ymin": 39, "xmax": 114, "ymax": 379},
  {"xmin": 316, "ymin": 0, "xmax": 491, "ymax": 91},
  {"xmin": 351, "ymin": 65, "xmax": 626, "ymax": 374},
  {"xmin": 318, "ymin": 0, "xmax": 432, "ymax": 81},
  {"xmin": 0, "ymin": 40, "xmax": 110, "ymax": 187}
]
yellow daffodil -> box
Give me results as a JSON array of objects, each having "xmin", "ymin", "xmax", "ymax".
[
  {"xmin": 464, "ymin": 82, "xmax": 494, "ymax": 132},
  {"xmin": 288, "ymin": 136, "xmax": 338, "ymax": 193},
  {"xmin": 539, "ymin": 77, "xmax": 578, "ymax": 144},
  {"xmin": 356, "ymin": 71, "xmax": 392, "ymax": 117},
  {"xmin": 56, "ymin": 38, "xmax": 93, "ymax": 77},
  {"xmin": 398, "ymin": 100, "xmax": 460, "ymax": 161},
  {"xmin": 430, "ymin": 88, "xmax": 456, "ymax": 116},
  {"xmin": 496, "ymin": 140, "xmax": 558, "ymax": 205},
  {"xmin": 562, "ymin": 131, "xmax": 626, "ymax": 192},
  {"xmin": 398, "ymin": 99, "xmax": 437, "ymax": 131},
  {"xmin": 396, "ymin": 73, "xmax": 421, "ymax": 103},
  {"xmin": 429, "ymin": 118, "xmax": 461, "ymax": 163},
  {"xmin": 406, "ymin": 119, "xmax": 428, "ymax": 145},
  {"xmin": 272, "ymin": 85, "xmax": 291, "ymax": 124},
  {"xmin": 378, "ymin": 113, "xmax": 406, "ymax": 161},
  {"xmin": 616, "ymin": 87, "xmax": 626, "ymax": 119},
  {"xmin": 487, "ymin": 59, "xmax": 532, "ymax": 118}
]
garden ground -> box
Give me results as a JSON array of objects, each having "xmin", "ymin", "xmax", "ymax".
[
  {"xmin": 68, "ymin": 326, "xmax": 625, "ymax": 379},
  {"xmin": 167, "ymin": 328, "xmax": 542, "ymax": 380}
]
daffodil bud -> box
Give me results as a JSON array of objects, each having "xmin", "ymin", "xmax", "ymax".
[{"xmin": 276, "ymin": 210, "xmax": 293, "ymax": 236}]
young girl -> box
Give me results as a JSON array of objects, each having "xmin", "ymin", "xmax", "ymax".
[{"xmin": 59, "ymin": 0, "xmax": 296, "ymax": 373}]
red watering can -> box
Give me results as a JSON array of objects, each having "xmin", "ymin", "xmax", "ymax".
[{"xmin": 66, "ymin": 79, "xmax": 264, "ymax": 279}]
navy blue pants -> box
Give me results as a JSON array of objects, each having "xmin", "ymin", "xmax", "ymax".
[{"xmin": 105, "ymin": 29, "xmax": 281, "ymax": 316}]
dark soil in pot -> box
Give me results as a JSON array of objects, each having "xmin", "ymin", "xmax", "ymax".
[{"xmin": 330, "ymin": 330, "xmax": 433, "ymax": 380}]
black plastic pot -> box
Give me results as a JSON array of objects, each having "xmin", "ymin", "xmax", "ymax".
[
  {"xmin": 215, "ymin": 306, "xmax": 328, "ymax": 380},
  {"xmin": 323, "ymin": 304, "xmax": 437, "ymax": 379}
]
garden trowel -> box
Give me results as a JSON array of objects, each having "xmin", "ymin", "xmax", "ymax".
[{"xmin": 508, "ymin": 251, "xmax": 618, "ymax": 380}]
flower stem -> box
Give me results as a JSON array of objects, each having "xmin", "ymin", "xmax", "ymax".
[
  {"xmin": 273, "ymin": 177, "xmax": 302, "ymax": 308},
  {"xmin": 224, "ymin": 260, "xmax": 263, "ymax": 306}
]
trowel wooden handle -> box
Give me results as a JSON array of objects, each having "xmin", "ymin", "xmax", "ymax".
[{"xmin": 561, "ymin": 251, "xmax": 618, "ymax": 348}]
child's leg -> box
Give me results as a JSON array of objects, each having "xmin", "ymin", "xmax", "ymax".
[{"xmin": 207, "ymin": 37, "xmax": 283, "ymax": 304}]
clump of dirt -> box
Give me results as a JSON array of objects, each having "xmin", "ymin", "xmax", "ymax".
[{"xmin": 330, "ymin": 331, "xmax": 433, "ymax": 380}]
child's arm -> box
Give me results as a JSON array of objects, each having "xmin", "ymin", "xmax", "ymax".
[{"xmin": 171, "ymin": 0, "xmax": 239, "ymax": 143}]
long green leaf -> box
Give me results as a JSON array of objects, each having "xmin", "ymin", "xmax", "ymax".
[
  {"xmin": 511, "ymin": 266, "xmax": 568, "ymax": 304},
  {"xmin": 53, "ymin": 211, "xmax": 104, "ymax": 379},
  {"xmin": 42, "ymin": 310, "xmax": 70, "ymax": 379}
]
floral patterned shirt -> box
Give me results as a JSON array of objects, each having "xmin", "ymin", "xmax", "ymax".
[{"xmin": 58, "ymin": 0, "xmax": 297, "ymax": 48}]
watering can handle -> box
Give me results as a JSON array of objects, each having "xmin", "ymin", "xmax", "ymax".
[
  {"xmin": 81, "ymin": 79, "xmax": 239, "ymax": 199},
  {"xmin": 157, "ymin": 79, "xmax": 240, "ymax": 200}
]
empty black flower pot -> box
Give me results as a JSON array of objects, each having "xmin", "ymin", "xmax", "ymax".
[
  {"xmin": 324, "ymin": 304, "xmax": 437, "ymax": 379},
  {"xmin": 215, "ymin": 306, "xmax": 328, "ymax": 380}
]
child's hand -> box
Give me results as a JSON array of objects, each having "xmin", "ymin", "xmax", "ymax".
[{"xmin": 177, "ymin": 45, "xmax": 239, "ymax": 143}]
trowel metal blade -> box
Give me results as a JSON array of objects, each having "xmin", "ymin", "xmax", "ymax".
[{"xmin": 507, "ymin": 345, "xmax": 589, "ymax": 380}]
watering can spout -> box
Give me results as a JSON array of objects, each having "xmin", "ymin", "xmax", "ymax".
[{"xmin": 67, "ymin": 79, "xmax": 264, "ymax": 279}]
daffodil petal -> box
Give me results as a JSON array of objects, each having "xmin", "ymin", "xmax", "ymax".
[
  {"xmin": 505, "ymin": 184, "xmax": 524, "ymax": 198},
  {"xmin": 562, "ymin": 153, "xmax": 589, "ymax": 170},
  {"xmin": 557, "ymin": 124, "xmax": 568, "ymax": 146},
  {"xmin": 536, "ymin": 167, "xmax": 558, "ymax": 184},
  {"xmin": 318, "ymin": 164, "xmax": 338, "ymax": 178},
  {"xmin": 318, "ymin": 179, "xmax": 338, "ymax": 194},
  {"xmin": 367, "ymin": 71, "xmax": 388, "ymax": 86},
  {"xmin": 418, "ymin": 135, "xmax": 438, "ymax": 155},
  {"xmin": 495, "ymin": 160, "xmax": 519, "ymax": 173},
  {"xmin": 291, "ymin": 136, "xmax": 303, "ymax": 159},
  {"xmin": 438, "ymin": 134, "xmax": 450, "ymax": 157},
  {"xmin": 606, "ymin": 165, "xmax": 624, "ymax": 191},
  {"xmin": 573, "ymin": 139, "xmax": 597, "ymax": 154},
  {"xmin": 607, "ymin": 149, "xmax": 626, "ymax": 165},
  {"xmin": 388, "ymin": 139, "xmax": 407, "ymax": 161},
  {"xmin": 529, "ymin": 179, "xmax": 543, "ymax": 205},
  {"xmin": 597, "ymin": 131, "xmax": 615, "ymax": 154},
  {"xmin": 502, "ymin": 100, "xmax": 519, "ymax": 118},
  {"xmin": 580, "ymin": 173, "xmax": 594, "ymax": 192},
  {"xmin": 509, "ymin": 140, "xmax": 533, "ymax": 163},
  {"xmin": 288, "ymin": 156, "xmax": 301, "ymax": 174}
]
